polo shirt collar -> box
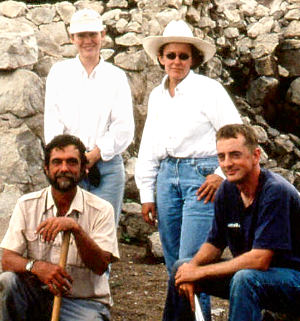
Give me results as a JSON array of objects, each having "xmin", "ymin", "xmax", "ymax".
[{"xmin": 45, "ymin": 186, "xmax": 84, "ymax": 216}]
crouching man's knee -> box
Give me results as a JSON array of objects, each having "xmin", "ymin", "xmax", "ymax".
[
  {"xmin": 0, "ymin": 272, "xmax": 19, "ymax": 294},
  {"xmin": 230, "ymin": 269, "xmax": 260, "ymax": 298},
  {"xmin": 230, "ymin": 269, "xmax": 257, "ymax": 288}
]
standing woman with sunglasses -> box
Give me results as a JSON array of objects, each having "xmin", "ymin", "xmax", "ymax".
[{"xmin": 135, "ymin": 20, "xmax": 242, "ymax": 321}]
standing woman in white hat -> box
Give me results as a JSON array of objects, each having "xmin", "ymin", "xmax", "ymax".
[
  {"xmin": 44, "ymin": 9, "xmax": 134, "ymax": 225},
  {"xmin": 135, "ymin": 20, "xmax": 242, "ymax": 321}
]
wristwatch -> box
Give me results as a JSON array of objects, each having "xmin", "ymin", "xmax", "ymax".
[{"xmin": 25, "ymin": 259, "xmax": 36, "ymax": 273}]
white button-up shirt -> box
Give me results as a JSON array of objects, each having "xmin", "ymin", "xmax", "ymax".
[
  {"xmin": 44, "ymin": 56, "xmax": 134, "ymax": 161},
  {"xmin": 135, "ymin": 71, "xmax": 242, "ymax": 203}
]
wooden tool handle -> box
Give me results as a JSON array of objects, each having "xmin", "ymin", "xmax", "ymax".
[
  {"xmin": 58, "ymin": 231, "xmax": 71, "ymax": 268},
  {"xmin": 51, "ymin": 231, "xmax": 71, "ymax": 321}
]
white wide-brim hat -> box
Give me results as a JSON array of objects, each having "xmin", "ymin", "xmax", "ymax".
[
  {"xmin": 69, "ymin": 8, "xmax": 105, "ymax": 34},
  {"xmin": 142, "ymin": 20, "xmax": 216, "ymax": 64}
]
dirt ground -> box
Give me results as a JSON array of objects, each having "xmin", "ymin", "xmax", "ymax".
[
  {"xmin": 110, "ymin": 241, "xmax": 167, "ymax": 321},
  {"xmin": 110, "ymin": 239, "xmax": 229, "ymax": 321}
]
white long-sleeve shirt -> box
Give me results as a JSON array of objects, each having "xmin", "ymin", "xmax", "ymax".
[
  {"xmin": 135, "ymin": 71, "xmax": 242, "ymax": 203},
  {"xmin": 44, "ymin": 56, "xmax": 134, "ymax": 161}
]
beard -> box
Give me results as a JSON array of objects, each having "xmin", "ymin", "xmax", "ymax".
[{"xmin": 47, "ymin": 173, "xmax": 81, "ymax": 192}]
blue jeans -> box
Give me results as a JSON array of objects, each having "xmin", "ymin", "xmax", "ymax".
[
  {"xmin": 163, "ymin": 259, "xmax": 300, "ymax": 321},
  {"xmin": 1, "ymin": 272, "xmax": 110, "ymax": 321},
  {"xmin": 81, "ymin": 154, "xmax": 125, "ymax": 225},
  {"xmin": 156, "ymin": 156, "xmax": 218, "ymax": 321}
]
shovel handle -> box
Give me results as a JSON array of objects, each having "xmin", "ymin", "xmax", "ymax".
[{"xmin": 50, "ymin": 231, "xmax": 71, "ymax": 321}]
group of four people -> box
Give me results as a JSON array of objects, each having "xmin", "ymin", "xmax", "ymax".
[{"xmin": 1, "ymin": 7, "xmax": 300, "ymax": 321}]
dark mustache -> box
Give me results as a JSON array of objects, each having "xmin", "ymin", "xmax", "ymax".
[{"xmin": 55, "ymin": 173, "xmax": 74, "ymax": 179}]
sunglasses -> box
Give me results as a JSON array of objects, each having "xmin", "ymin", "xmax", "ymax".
[{"xmin": 165, "ymin": 52, "xmax": 191, "ymax": 61}]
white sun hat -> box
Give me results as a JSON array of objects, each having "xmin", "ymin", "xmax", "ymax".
[
  {"xmin": 142, "ymin": 20, "xmax": 216, "ymax": 64},
  {"xmin": 69, "ymin": 8, "xmax": 105, "ymax": 34}
]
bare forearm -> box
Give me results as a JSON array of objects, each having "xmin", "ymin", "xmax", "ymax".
[
  {"xmin": 2, "ymin": 249, "xmax": 29, "ymax": 273},
  {"xmin": 72, "ymin": 225, "xmax": 111, "ymax": 275},
  {"xmin": 2, "ymin": 249, "xmax": 72, "ymax": 286},
  {"xmin": 193, "ymin": 248, "xmax": 274, "ymax": 280},
  {"xmin": 176, "ymin": 248, "xmax": 274, "ymax": 286},
  {"xmin": 190, "ymin": 243, "xmax": 222, "ymax": 266}
]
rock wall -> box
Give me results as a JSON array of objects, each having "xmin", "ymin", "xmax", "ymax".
[{"xmin": 1, "ymin": 0, "xmax": 300, "ymax": 219}]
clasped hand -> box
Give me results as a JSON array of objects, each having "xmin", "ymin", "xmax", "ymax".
[
  {"xmin": 175, "ymin": 263, "xmax": 200, "ymax": 312},
  {"xmin": 36, "ymin": 216, "xmax": 77, "ymax": 243},
  {"xmin": 35, "ymin": 260, "xmax": 73, "ymax": 296},
  {"xmin": 34, "ymin": 217, "xmax": 76, "ymax": 295}
]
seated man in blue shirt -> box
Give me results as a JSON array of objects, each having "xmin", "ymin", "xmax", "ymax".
[{"xmin": 163, "ymin": 123, "xmax": 300, "ymax": 321}]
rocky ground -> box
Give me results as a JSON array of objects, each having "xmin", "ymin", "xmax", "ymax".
[
  {"xmin": 110, "ymin": 239, "xmax": 229, "ymax": 321},
  {"xmin": 110, "ymin": 241, "xmax": 167, "ymax": 320}
]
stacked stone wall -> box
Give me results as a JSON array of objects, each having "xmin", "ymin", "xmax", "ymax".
[{"xmin": 1, "ymin": 0, "xmax": 300, "ymax": 218}]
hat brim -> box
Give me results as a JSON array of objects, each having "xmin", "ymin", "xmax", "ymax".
[
  {"xmin": 142, "ymin": 36, "xmax": 216, "ymax": 64},
  {"xmin": 69, "ymin": 22, "xmax": 104, "ymax": 34}
]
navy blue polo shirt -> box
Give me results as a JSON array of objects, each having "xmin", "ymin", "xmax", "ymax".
[{"xmin": 207, "ymin": 168, "xmax": 300, "ymax": 270}]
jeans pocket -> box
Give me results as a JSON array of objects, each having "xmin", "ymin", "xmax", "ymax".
[{"xmin": 195, "ymin": 163, "xmax": 217, "ymax": 178}]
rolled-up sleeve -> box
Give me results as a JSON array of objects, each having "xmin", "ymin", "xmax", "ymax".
[{"xmin": 0, "ymin": 199, "xmax": 27, "ymax": 255}]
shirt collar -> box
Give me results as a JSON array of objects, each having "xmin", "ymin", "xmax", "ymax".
[
  {"xmin": 45, "ymin": 186, "xmax": 84, "ymax": 216},
  {"xmin": 75, "ymin": 55, "xmax": 103, "ymax": 79},
  {"xmin": 162, "ymin": 70, "xmax": 194, "ymax": 94}
]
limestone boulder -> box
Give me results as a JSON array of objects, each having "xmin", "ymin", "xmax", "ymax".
[
  {"xmin": 39, "ymin": 21, "xmax": 69, "ymax": 47},
  {"xmin": 0, "ymin": 16, "xmax": 38, "ymax": 70},
  {"xmin": 287, "ymin": 77, "xmax": 300, "ymax": 106},
  {"xmin": 114, "ymin": 50, "xmax": 147, "ymax": 71},
  {"xmin": 0, "ymin": 124, "xmax": 47, "ymax": 192},
  {"xmin": 119, "ymin": 202, "xmax": 157, "ymax": 243},
  {"xmin": 277, "ymin": 40, "xmax": 300, "ymax": 77},
  {"xmin": 246, "ymin": 77, "xmax": 279, "ymax": 107},
  {"xmin": 26, "ymin": 6, "xmax": 56, "ymax": 25},
  {"xmin": 124, "ymin": 157, "xmax": 139, "ymax": 201},
  {"xmin": 146, "ymin": 232, "xmax": 163, "ymax": 258},
  {"xmin": 0, "ymin": 69, "xmax": 44, "ymax": 118},
  {"xmin": 0, "ymin": 184, "xmax": 22, "ymax": 219},
  {"xmin": 0, "ymin": 0, "xmax": 27, "ymax": 18},
  {"xmin": 55, "ymin": 2, "xmax": 76, "ymax": 24}
]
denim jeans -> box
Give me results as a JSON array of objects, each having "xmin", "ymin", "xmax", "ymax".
[
  {"xmin": 1, "ymin": 272, "xmax": 110, "ymax": 321},
  {"xmin": 81, "ymin": 154, "xmax": 125, "ymax": 225},
  {"xmin": 163, "ymin": 259, "xmax": 300, "ymax": 321},
  {"xmin": 156, "ymin": 156, "xmax": 218, "ymax": 321}
]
